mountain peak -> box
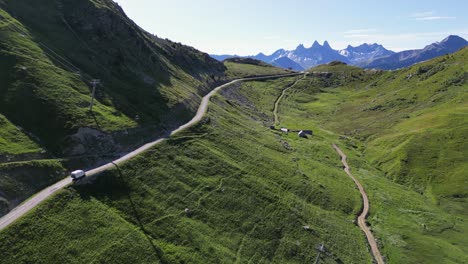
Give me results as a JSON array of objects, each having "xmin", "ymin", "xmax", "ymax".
[
  {"xmin": 311, "ymin": 40, "xmax": 321, "ymax": 49},
  {"xmin": 272, "ymin": 48, "xmax": 286, "ymax": 54},
  {"xmin": 296, "ymin": 44, "xmax": 306, "ymax": 50},
  {"xmin": 440, "ymin": 35, "xmax": 467, "ymax": 44},
  {"xmin": 323, "ymin": 40, "xmax": 332, "ymax": 49}
]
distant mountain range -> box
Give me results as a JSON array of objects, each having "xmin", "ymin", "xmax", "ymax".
[
  {"xmin": 211, "ymin": 35, "xmax": 468, "ymax": 70},
  {"xmin": 364, "ymin": 35, "xmax": 468, "ymax": 69},
  {"xmin": 339, "ymin": 43, "xmax": 394, "ymax": 65}
]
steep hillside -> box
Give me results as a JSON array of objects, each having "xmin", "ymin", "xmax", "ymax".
[
  {"xmin": 0, "ymin": 0, "xmax": 227, "ymax": 158},
  {"xmin": 0, "ymin": 113, "xmax": 43, "ymax": 160},
  {"xmin": 0, "ymin": 0, "xmax": 231, "ymax": 218}
]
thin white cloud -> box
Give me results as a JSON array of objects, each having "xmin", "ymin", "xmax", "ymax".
[
  {"xmin": 410, "ymin": 11, "xmax": 455, "ymax": 21},
  {"xmin": 415, "ymin": 16, "xmax": 456, "ymax": 21},
  {"xmin": 410, "ymin": 11, "xmax": 435, "ymax": 17}
]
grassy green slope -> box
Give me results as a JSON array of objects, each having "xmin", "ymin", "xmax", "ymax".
[
  {"xmin": 0, "ymin": 113, "xmax": 41, "ymax": 156},
  {"xmin": 277, "ymin": 51, "xmax": 468, "ymax": 263},
  {"xmin": 0, "ymin": 0, "xmax": 294, "ymax": 219},
  {"xmin": 0, "ymin": 0, "xmax": 226, "ymax": 216},
  {"xmin": 0, "ymin": 0, "xmax": 226, "ymax": 154},
  {"xmin": 0, "ymin": 8, "xmax": 137, "ymax": 148},
  {"xmin": 224, "ymin": 58, "xmax": 292, "ymax": 79},
  {"xmin": 0, "ymin": 77, "xmax": 372, "ymax": 264},
  {"xmin": 304, "ymin": 49, "xmax": 467, "ymax": 201}
]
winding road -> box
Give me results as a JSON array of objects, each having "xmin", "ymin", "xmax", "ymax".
[
  {"xmin": 0, "ymin": 72, "xmax": 301, "ymax": 232},
  {"xmin": 332, "ymin": 144, "xmax": 385, "ymax": 264},
  {"xmin": 273, "ymin": 73, "xmax": 307, "ymax": 126},
  {"xmin": 270, "ymin": 73, "xmax": 384, "ymax": 263}
]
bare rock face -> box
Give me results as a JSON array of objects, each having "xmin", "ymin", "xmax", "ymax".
[{"xmin": 62, "ymin": 127, "xmax": 119, "ymax": 156}]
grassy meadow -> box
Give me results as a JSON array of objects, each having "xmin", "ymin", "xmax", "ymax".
[
  {"xmin": 0, "ymin": 76, "xmax": 374, "ymax": 264},
  {"xmin": 0, "ymin": 113, "xmax": 42, "ymax": 156},
  {"xmin": 276, "ymin": 49, "xmax": 468, "ymax": 263},
  {"xmin": 224, "ymin": 59, "xmax": 292, "ymax": 79}
]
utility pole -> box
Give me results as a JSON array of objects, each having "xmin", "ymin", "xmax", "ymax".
[
  {"xmin": 314, "ymin": 242, "xmax": 326, "ymax": 264},
  {"xmin": 89, "ymin": 79, "xmax": 100, "ymax": 112}
]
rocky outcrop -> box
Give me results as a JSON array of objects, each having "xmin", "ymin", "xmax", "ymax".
[{"xmin": 62, "ymin": 127, "xmax": 118, "ymax": 156}]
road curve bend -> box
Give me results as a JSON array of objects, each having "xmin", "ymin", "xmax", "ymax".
[
  {"xmin": 0, "ymin": 72, "xmax": 302, "ymax": 232},
  {"xmin": 332, "ymin": 144, "xmax": 385, "ymax": 264}
]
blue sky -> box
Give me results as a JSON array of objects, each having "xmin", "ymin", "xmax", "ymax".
[{"xmin": 114, "ymin": 0, "xmax": 468, "ymax": 55}]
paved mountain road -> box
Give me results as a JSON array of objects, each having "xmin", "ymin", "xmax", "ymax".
[
  {"xmin": 0, "ymin": 72, "xmax": 301, "ymax": 232},
  {"xmin": 332, "ymin": 144, "xmax": 385, "ymax": 264}
]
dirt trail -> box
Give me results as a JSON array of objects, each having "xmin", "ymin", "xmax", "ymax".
[
  {"xmin": 0, "ymin": 72, "xmax": 301, "ymax": 232},
  {"xmin": 332, "ymin": 144, "xmax": 385, "ymax": 264},
  {"xmin": 273, "ymin": 73, "xmax": 307, "ymax": 126}
]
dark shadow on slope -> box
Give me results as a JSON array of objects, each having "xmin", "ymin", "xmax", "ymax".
[
  {"xmin": 112, "ymin": 162, "xmax": 168, "ymax": 264},
  {"xmin": 73, "ymin": 166, "xmax": 167, "ymax": 263}
]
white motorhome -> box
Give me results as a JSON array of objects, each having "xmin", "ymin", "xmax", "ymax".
[{"xmin": 71, "ymin": 170, "xmax": 86, "ymax": 180}]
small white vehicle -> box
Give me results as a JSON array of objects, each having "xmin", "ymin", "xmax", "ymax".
[{"xmin": 71, "ymin": 170, "xmax": 86, "ymax": 180}]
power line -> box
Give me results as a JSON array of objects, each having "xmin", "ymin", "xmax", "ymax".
[
  {"xmin": 89, "ymin": 79, "xmax": 100, "ymax": 112},
  {"xmin": 4, "ymin": 18, "xmax": 103, "ymax": 108},
  {"xmin": 5, "ymin": 20, "xmax": 98, "ymax": 83},
  {"xmin": 5, "ymin": 22, "xmax": 87, "ymax": 79}
]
